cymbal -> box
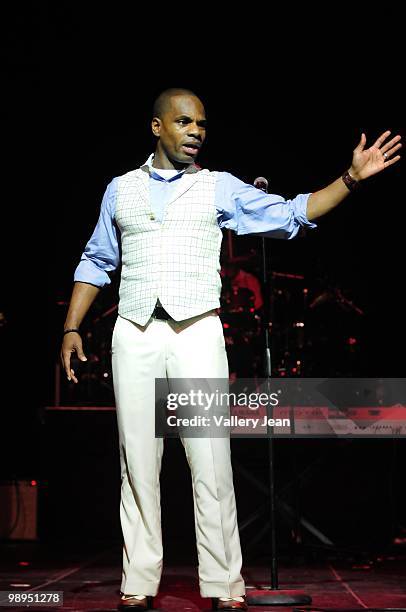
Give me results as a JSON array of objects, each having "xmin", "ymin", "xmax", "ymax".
[
  {"xmin": 223, "ymin": 254, "xmax": 256, "ymax": 263},
  {"xmin": 93, "ymin": 304, "xmax": 118, "ymax": 323},
  {"xmin": 271, "ymin": 271, "xmax": 305, "ymax": 280}
]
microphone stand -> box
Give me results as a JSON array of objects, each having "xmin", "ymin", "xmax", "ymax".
[{"xmin": 246, "ymin": 179, "xmax": 311, "ymax": 607}]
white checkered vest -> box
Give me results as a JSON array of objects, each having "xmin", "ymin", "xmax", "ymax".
[{"xmin": 115, "ymin": 167, "xmax": 223, "ymax": 325}]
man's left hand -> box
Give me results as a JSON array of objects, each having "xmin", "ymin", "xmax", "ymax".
[{"xmin": 349, "ymin": 130, "xmax": 402, "ymax": 181}]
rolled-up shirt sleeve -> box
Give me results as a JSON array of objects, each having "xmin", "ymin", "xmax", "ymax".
[
  {"xmin": 216, "ymin": 172, "xmax": 317, "ymax": 239},
  {"xmin": 74, "ymin": 178, "xmax": 120, "ymax": 287}
]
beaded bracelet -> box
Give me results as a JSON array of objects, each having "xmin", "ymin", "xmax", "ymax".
[{"xmin": 63, "ymin": 328, "xmax": 80, "ymax": 336}]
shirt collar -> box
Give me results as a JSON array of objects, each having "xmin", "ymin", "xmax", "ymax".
[{"xmin": 140, "ymin": 153, "xmax": 201, "ymax": 179}]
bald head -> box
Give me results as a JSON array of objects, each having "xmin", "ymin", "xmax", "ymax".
[
  {"xmin": 152, "ymin": 88, "xmax": 202, "ymax": 119},
  {"xmin": 151, "ymin": 89, "xmax": 207, "ymax": 169}
]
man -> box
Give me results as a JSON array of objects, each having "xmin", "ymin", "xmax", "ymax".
[
  {"xmin": 222, "ymin": 261, "xmax": 264, "ymax": 311},
  {"xmin": 61, "ymin": 89, "xmax": 401, "ymax": 611}
]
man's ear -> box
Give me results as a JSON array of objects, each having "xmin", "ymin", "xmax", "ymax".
[{"xmin": 151, "ymin": 117, "xmax": 161, "ymax": 137}]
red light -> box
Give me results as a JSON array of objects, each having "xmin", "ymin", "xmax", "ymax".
[
  {"xmin": 19, "ymin": 562, "xmax": 30, "ymax": 567},
  {"xmin": 30, "ymin": 480, "xmax": 37, "ymax": 486},
  {"xmin": 223, "ymin": 323, "xmax": 230, "ymax": 329},
  {"xmin": 348, "ymin": 337, "xmax": 357, "ymax": 345}
]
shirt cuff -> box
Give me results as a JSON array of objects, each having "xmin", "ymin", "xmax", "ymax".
[
  {"xmin": 293, "ymin": 193, "xmax": 317, "ymax": 229},
  {"xmin": 74, "ymin": 259, "xmax": 112, "ymax": 287}
]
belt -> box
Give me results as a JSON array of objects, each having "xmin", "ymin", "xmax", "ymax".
[{"xmin": 151, "ymin": 304, "xmax": 172, "ymax": 320}]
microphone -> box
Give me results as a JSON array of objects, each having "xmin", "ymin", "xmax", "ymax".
[{"xmin": 254, "ymin": 176, "xmax": 268, "ymax": 193}]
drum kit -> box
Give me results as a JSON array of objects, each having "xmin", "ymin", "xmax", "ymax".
[{"xmin": 219, "ymin": 254, "xmax": 364, "ymax": 379}]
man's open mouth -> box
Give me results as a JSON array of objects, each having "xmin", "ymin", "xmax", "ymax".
[{"xmin": 182, "ymin": 143, "xmax": 200, "ymax": 155}]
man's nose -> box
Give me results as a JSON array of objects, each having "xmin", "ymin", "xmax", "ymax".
[{"xmin": 188, "ymin": 125, "xmax": 203, "ymax": 141}]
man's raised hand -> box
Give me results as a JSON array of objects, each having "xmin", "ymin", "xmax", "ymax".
[{"xmin": 350, "ymin": 130, "xmax": 402, "ymax": 181}]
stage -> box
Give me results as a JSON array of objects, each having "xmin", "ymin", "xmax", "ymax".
[{"xmin": 1, "ymin": 541, "xmax": 406, "ymax": 611}]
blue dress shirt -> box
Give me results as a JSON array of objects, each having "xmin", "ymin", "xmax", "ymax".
[{"xmin": 74, "ymin": 156, "xmax": 316, "ymax": 287}]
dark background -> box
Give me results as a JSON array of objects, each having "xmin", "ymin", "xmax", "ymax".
[{"xmin": 2, "ymin": 6, "xmax": 406, "ymax": 557}]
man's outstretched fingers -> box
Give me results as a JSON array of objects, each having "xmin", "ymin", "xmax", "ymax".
[
  {"xmin": 373, "ymin": 130, "xmax": 391, "ymax": 148},
  {"xmin": 354, "ymin": 133, "xmax": 366, "ymax": 152}
]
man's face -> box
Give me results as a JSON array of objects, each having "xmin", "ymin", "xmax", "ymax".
[{"xmin": 152, "ymin": 95, "xmax": 207, "ymax": 166}]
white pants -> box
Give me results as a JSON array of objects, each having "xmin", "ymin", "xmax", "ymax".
[{"xmin": 112, "ymin": 311, "xmax": 245, "ymax": 598}]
